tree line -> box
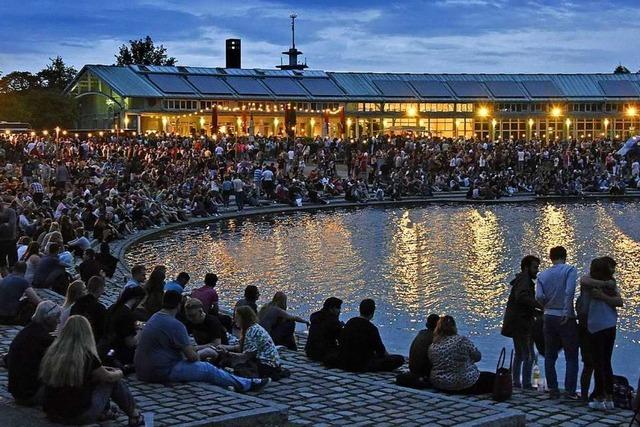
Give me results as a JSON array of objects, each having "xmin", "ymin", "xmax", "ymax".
[{"xmin": 0, "ymin": 37, "xmax": 175, "ymax": 130}]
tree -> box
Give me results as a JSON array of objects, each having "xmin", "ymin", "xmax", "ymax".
[
  {"xmin": 614, "ymin": 64, "xmax": 630, "ymax": 74},
  {"xmin": 38, "ymin": 56, "xmax": 78, "ymax": 91},
  {"xmin": 0, "ymin": 71, "xmax": 41, "ymax": 93},
  {"xmin": 115, "ymin": 36, "xmax": 177, "ymax": 66}
]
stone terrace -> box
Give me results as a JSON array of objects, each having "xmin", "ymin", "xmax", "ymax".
[{"xmin": 1, "ymin": 197, "xmax": 638, "ymax": 426}]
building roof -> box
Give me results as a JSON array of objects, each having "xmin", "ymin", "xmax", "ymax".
[{"xmin": 67, "ymin": 65, "xmax": 640, "ymax": 102}]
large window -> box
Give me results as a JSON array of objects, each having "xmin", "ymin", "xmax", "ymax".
[{"xmin": 419, "ymin": 103, "xmax": 455, "ymax": 112}]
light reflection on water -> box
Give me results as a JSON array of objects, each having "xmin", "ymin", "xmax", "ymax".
[{"xmin": 125, "ymin": 202, "xmax": 640, "ymax": 380}]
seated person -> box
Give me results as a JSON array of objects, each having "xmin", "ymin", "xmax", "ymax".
[
  {"xmin": 428, "ymin": 315, "xmax": 495, "ymax": 395},
  {"xmin": 191, "ymin": 273, "xmax": 219, "ymax": 314},
  {"xmin": 58, "ymin": 280, "xmax": 87, "ymax": 331},
  {"xmin": 31, "ymin": 242, "xmax": 66, "ymax": 290},
  {"xmin": 305, "ymin": 297, "xmax": 344, "ymax": 363},
  {"xmin": 181, "ymin": 298, "xmax": 228, "ymax": 359},
  {"xmin": 396, "ymin": 313, "xmax": 439, "ymax": 389},
  {"xmin": 7, "ymin": 301, "xmax": 61, "ymax": 405},
  {"xmin": 40, "ymin": 315, "xmax": 143, "ymax": 426},
  {"xmin": 338, "ymin": 299, "xmax": 404, "ymax": 372},
  {"xmin": 103, "ymin": 286, "xmax": 146, "ymax": 366},
  {"xmin": 258, "ymin": 291, "xmax": 309, "ymax": 351},
  {"xmin": 0, "ymin": 261, "xmax": 42, "ymax": 325},
  {"xmin": 191, "ymin": 273, "xmax": 232, "ymax": 331},
  {"xmin": 134, "ymin": 290, "xmax": 270, "ymax": 392},
  {"xmin": 235, "ymin": 285, "xmax": 260, "ymax": 314},
  {"xmin": 95, "ymin": 242, "xmax": 117, "ymax": 278},
  {"xmin": 138, "ymin": 265, "xmax": 166, "ymax": 320},
  {"xmin": 76, "ymin": 249, "xmax": 103, "ymax": 283},
  {"xmin": 124, "ymin": 264, "xmax": 146, "ymax": 290},
  {"xmin": 163, "ymin": 271, "xmax": 190, "ymax": 293},
  {"xmin": 219, "ymin": 306, "xmax": 287, "ymax": 380},
  {"xmin": 71, "ymin": 275, "xmax": 107, "ymax": 344}
]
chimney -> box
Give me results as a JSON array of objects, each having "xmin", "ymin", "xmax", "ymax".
[{"xmin": 225, "ymin": 39, "xmax": 241, "ymax": 68}]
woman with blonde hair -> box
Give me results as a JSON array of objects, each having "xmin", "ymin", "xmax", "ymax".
[
  {"xmin": 428, "ymin": 315, "xmax": 495, "ymax": 395},
  {"xmin": 57, "ymin": 280, "xmax": 86, "ymax": 330},
  {"xmin": 258, "ymin": 291, "xmax": 309, "ymax": 350},
  {"xmin": 40, "ymin": 315, "xmax": 143, "ymax": 425},
  {"xmin": 219, "ymin": 306, "xmax": 286, "ymax": 380}
]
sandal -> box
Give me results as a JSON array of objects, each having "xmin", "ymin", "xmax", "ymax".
[{"xmin": 128, "ymin": 412, "xmax": 144, "ymax": 427}]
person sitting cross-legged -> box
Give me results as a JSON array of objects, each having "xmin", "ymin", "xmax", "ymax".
[
  {"xmin": 0, "ymin": 261, "xmax": 42, "ymax": 325},
  {"xmin": 338, "ymin": 299, "xmax": 404, "ymax": 372},
  {"xmin": 7, "ymin": 301, "xmax": 61, "ymax": 406},
  {"xmin": 180, "ymin": 297, "xmax": 228, "ymax": 360},
  {"xmin": 134, "ymin": 290, "xmax": 270, "ymax": 392}
]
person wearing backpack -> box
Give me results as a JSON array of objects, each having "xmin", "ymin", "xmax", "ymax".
[{"xmin": 501, "ymin": 255, "xmax": 543, "ymax": 389}]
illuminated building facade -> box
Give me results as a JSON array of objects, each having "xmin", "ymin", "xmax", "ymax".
[{"xmin": 66, "ymin": 66, "xmax": 640, "ymax": 141}]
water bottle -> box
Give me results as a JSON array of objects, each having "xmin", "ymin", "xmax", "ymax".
[{"xmin": 532, "ymin": 363, "xmax": 541, "ymax": 389}]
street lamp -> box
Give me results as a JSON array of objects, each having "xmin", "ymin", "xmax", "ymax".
[{"xmin": 55, "ymin": 126, "xmax": 60, "ymax": 140}]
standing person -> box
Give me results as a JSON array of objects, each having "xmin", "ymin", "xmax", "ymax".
[
  {"xmin": 536, "ymin": 246, "xmax": 579, "ymax": 400},
  {"xmin": 40, "ymin": 316, "xmax": 143, "ymax": 426},
  {"xmin": 582, "ymin": 257, "xmax": 623, "ymax": 410},
  {"xmin": 222, "ymin": 176, "xmax": 233, "ymax": 208},
  {"xmin": 0, "ymin": 199, "xmax": 18, "ymax": 269},
  {"xmin": 253, "ymin": 165, "xmax": 263, "ymax": 199},
  {"xmin": 501, "ymin": 255, "xmax": 543, "ymax": 389},
  {"xmin": 338, "ymin": 299, "xmax": 404, "ymax": 372},
  {"xmin": 232, "ymin": 174, "xmax": 245, "ymax": 211}
]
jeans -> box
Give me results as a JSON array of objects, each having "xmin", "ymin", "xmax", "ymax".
[
  {"xmin": 543, "ymin": 315, "xmax": 579, "ymax": 394},
  {"xmin": 62, "ymin": 381, "xmax": 136, "ymax": 425},
  {"xmin": 591, "ymin": 327, "xmax": 616, "ymax": 398},
  {"xmin": 169, "ymin": 360, "xmax": 254, "ymax": 392},
  {"xmin": 512, "ymin": 335, "xmax": 535, "ymax": 387},
  {"xmin": 235, "ymin": 191, "xmax": 244, "ymax": 211}
]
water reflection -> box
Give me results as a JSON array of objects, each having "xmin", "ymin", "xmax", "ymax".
[{"xmin": 126, "ymin": 202, "xmax": 640, "ymax": 379}]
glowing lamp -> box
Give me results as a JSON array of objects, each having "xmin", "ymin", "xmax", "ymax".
[
  {"xmin": 477, "ymin": 106, "xmax": 489, "ymax": 118},
  {"xmin": 550, "ymin": 107, "xmax": 562, "ymax": 117}
]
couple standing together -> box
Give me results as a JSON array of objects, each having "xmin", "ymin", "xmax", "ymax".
[{"xmin": 502, "ymin": 246, "xmax": 622, "ymax": 409}]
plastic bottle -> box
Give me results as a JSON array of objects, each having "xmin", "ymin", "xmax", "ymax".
[{"xmin": 532, "ymin": 363, "xmax": 540, "ymax": 389}]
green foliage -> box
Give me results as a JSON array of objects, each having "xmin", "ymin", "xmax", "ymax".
[
  {"xmin": 115, "ymin": 36, "xmax": 177, "ymax": 66},
  {"xmin": 0, "ymin": 57, "xmax": 78, "ymax": 128},
  {"xmin": 38, "ymin": 56, "xmax": 78, "ymax": 91}
]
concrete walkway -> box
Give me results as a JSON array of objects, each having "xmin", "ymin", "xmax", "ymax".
[{"xmin": 1, "ymin": 195, "xmax": 638, "ymax": 426}]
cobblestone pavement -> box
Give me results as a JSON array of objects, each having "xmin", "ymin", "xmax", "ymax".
[{"xmin": 1, "ymin": 200, "xmax": 637, "ymax": 426}]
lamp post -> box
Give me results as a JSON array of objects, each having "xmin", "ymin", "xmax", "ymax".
[{"xmin": 604, "ymin": 118, "xmax": 610, "ymax": 139}]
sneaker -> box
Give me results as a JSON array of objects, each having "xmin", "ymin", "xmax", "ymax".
[
  {"xmin": 249, "ymin": 378, "xmax": 271, "ymax": 392},
  {"xmin": 588, "ymin": 400, "xmax": 606, "ymax": 411},
  {"xmin": 604, "ymin": 400, "xmax": 615, "ymax": 410},
  {"xmin": 564, "ymin": 392, "xmax": 580, "ymax": 401}
]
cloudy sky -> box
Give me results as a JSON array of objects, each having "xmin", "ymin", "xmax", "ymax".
[{"xmin": 1, "ymin": 0, "xmax": 639, "ymax": 74}]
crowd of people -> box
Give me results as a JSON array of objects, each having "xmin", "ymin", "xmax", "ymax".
[{"xmin": 1, "ymin": 131, "xmax": 640, "ymax": 423}]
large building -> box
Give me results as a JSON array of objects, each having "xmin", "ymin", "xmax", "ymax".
[{"xmin": 65, "ymin": 33, "xmax": 640, "ymax": 141}]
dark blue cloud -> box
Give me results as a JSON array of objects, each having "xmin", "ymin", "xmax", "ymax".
[{"xmin": 0, "ymin": 0, "xmax": 638, "ymax": 73}]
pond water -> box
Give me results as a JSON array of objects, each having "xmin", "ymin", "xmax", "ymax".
[{"xmin": 125, "ymin": 201, "xmax": 640, "ymax": 383}]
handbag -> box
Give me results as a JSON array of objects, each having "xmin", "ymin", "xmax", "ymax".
[{"xmin": 493, "ymin": 347, "xmax": 514, "ymax": 402}]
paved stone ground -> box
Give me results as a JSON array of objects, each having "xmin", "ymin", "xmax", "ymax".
[{"xmin": 1, "ymin": 196, "xmax": 638, "ymax": 426}]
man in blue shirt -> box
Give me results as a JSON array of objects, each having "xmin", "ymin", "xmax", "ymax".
[
  {"xmin": 134, "ymin": 290, "xmax": 269, "ymax": 392},
  {"xmin": 535, "ymin": 246, "xmax": 579, "ymax": 400}
]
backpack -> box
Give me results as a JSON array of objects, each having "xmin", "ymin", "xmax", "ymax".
[{"xmin": 613, "ymin": 375, "xmax": 634, "ymax": 409}]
